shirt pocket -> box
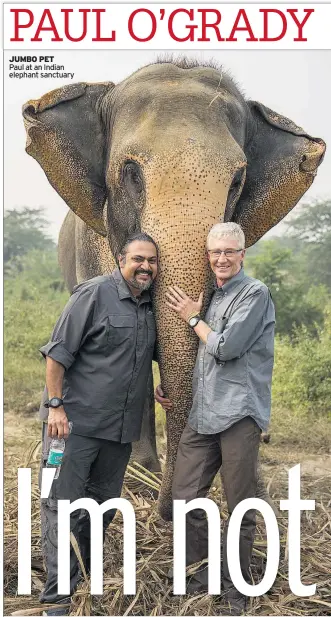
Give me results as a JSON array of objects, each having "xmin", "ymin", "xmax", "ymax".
[
  {"xmin": 146, "ymin": 312, "xmax": 156, "ymax": 348},
  {"xmin": 107, "ymin": 315, "xmax": 135, "ymax": 347},
  {"xmin": 216, "ymin": 355, "xmax": 247, "ymax": 386}
]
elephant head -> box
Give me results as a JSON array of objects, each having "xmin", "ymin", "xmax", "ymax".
[{"xmin": 23, "ymin": 59, "xmax": 325, "ymax": 520}]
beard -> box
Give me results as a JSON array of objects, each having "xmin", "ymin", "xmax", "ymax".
[{"xmin": 129, "ymin": 270, "xmax": 153, "ymax": 291}]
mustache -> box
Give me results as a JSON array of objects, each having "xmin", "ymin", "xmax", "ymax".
[{"xmin": 135, "ymin": 269, "xmax": 153, "ymax": 276}]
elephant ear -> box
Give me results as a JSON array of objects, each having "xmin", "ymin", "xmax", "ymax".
[
  {"xmin": 22, "ymin": 81, "xmax": 115, "ymax": 237},
  {"xmin": 229, "ymin": 102, "xmax": 326, "ymax": 247}
]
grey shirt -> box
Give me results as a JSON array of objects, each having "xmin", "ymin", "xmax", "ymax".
[
  {"xmin": 39, "ymin": 269, "xmax": 156, "ymax": 443},
  {"xmin": 188, "ymin": 268, "xmax": 275, "ymax": 434}
]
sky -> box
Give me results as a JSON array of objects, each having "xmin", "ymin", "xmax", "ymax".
[{"xmin": 4, "ymin": 49, "xmax": 331, "ymax": 240}]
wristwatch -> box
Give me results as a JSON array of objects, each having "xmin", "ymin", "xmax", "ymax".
[
  {"xmin": 44, "ymin": 397, "xmax": 64, "ymax": 409},
  {"xmin": 188, "ymin": 314, "xmax": 201, "ymax": 328}
]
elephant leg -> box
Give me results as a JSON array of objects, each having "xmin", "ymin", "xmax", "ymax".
[
  {"xmin": 256, "ymin": 464, "xmax": 280, "ymax": 517},
  {"xmin": 131, "ymin": 371, "xmax": 161, "ymax": 473},
  {"xmin": 58, "ymin": 211, "xmax": 78, "ymax": 292}
]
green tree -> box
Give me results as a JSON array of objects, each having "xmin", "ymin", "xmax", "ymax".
[
  {"xmin": 4, "ymin": 248, "xmax": 68, "ymax": 412},
  {"xmin": 285, "ymin": 199, "xmax": 331, "ymax": 243},
  {"xmin": 246, "ymin": 240, "xmax": 326, "ymax": 336},
  {"xmin": 272, "ymin": 302, "xmax": 331, "ymax": 419},
  {"xmin": 284, "ymin": 200, "xmax": 331, "ymax": 288},
  {"xmin": 4, "ymin": 207, "xmax": 55, "ymax": 274}
]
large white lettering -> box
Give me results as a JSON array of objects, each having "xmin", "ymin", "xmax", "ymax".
[
  {"xmin": 173, "ymin": 497, "xmax": 221, "ymax": 594},
  {"xmin": 16, "ymin": 465, "xmax": 317, "ymax": 597},
  {"xmin": 58, "ymin": 497, "xmax": 136, "ymax": 595}
]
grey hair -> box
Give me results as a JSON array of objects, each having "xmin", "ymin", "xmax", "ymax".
[{"xmin": 206, "ymin": 222, "xmax": 245, "ymax": 249}]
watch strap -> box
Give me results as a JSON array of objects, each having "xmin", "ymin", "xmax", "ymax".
[
  {"xmin": 45, "ymin": 397, "xmax": 64, "ymax": 408},
  {"xmin": 189, "ymin": 315, "xmax": 201, "ymax": 328},
  {"xmin": 187, "ymin": 311, "xmax": 200, "ymax": 323}
]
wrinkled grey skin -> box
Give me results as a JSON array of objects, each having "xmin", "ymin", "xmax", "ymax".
[{"xmin": 23, "ymin": 59, "xmax": 325, "ymax": 520}]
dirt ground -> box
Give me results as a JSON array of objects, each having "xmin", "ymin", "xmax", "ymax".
[{"xmin": 4, "ymin": 410, "xmax": 331, "ymax": 616}]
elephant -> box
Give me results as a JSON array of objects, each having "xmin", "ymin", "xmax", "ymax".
[{"xmin": 23, "ymin": 58, "xmax": 325, "ymax": 521}]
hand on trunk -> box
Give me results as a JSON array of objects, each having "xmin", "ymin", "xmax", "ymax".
[
  {"xmin": 166, "ymin": 286, "xmax": 203, "ymax": 322},
  {"xmin": 155, "ymin": 384, "xmax": 173, "ymax": 411}
]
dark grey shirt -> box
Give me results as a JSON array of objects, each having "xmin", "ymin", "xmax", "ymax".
[
  {"xmin": 189, "ymin": 268, "xmax": 275, "ymax": 434},
  {"xmin": 39, "ymin": 269, "xmax": 156, "ymax": 443}
]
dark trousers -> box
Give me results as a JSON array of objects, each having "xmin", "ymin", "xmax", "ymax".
[
  {"xmin": 39, "ymin": 424, "xmax": 131, "ymax": 604},
  {"xmin": 172, "ymin": 417, "xmax": 260, "ymax": 592}
]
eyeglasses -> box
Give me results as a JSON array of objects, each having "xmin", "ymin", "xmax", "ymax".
[{"xmin": 207, "ymin": 249, "xmax": 244, "ymax": 258}]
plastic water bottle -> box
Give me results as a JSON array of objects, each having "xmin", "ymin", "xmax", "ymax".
[{"xmin": 46, "ymin": 422, "xmax": 73, "ymax": 479}]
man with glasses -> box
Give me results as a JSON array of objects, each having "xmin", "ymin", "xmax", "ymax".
[{"xmin": 157, "ymin": 222, "xmax": 275, "ymax": 614}]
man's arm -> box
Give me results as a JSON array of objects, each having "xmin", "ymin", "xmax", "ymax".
[
  {"xmin": 40, "ymin": 287, "xmax": 95, "ymax": 370},
  {"xmin": 40, "ymin": 286, "xmax": 96, "ymax": 438},
  {"xmin": 205, "ymin": 289, "xmax": 275, "ymax": 362},
  {"xmin": 46, "ymin": 357, "xmax": 69, "ymax": 439},
  {"xmin": 191, "ymin": 320, "xmax": 212, "ymax": 344},
  {"xmin": 165, "ymin": 284, "xmax": 274, "ymax": 361}
]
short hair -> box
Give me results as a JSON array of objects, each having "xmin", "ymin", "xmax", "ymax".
[
  {"xmin": 119, "ymin": 232, "xmax": 158, "ymax": 256},
  {"xmin": 206, "ymin": 222, "xmax": 245, "ymax": 249}
]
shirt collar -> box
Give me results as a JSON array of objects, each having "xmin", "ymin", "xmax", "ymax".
[
  {"xmin": 214, "ymin": 267, "xmax": 246, "ymax": 293},
  {"xmin": 112, "ymin": 268, "xmax": 152, "ymax": 304}
]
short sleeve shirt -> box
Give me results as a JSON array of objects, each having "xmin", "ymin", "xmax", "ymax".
[{"xmin": 39, "ymin": 269, "xmax": 156, "ymax": 443}]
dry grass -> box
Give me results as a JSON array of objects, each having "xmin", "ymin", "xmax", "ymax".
[{"xmin": 4, "ymin": 411, "xmax": 331, "ymax": 616}]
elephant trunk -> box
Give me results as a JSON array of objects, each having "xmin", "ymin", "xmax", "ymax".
[{"xmin": 143, "ymin": 201, "xmax": 224, "ymax": 520}]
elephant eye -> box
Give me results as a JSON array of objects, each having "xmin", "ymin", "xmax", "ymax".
[{"xmin": 123, "ymin": 161, "xmax": 144, "ymax": 196}]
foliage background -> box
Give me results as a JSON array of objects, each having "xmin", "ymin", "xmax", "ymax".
[{"xmin": 4, "ymin": 203, "xmax": 331, "ymax": 451}]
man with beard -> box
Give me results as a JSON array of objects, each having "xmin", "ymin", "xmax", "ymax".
[{"xmin": 39, "ymin": 232, "xmax": 158, "ymax": 615}]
